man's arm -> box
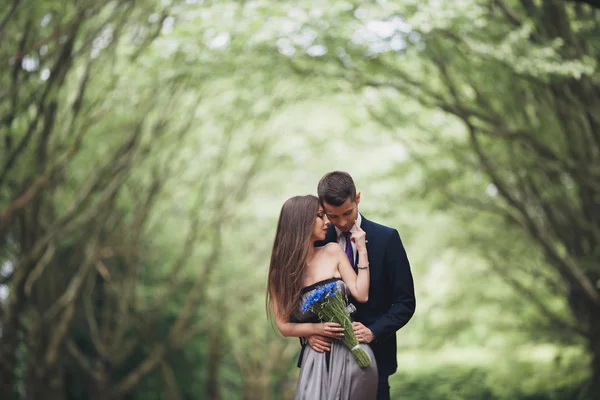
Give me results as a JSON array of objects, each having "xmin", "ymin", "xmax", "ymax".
[{"xmin": 368, "ymin": 229, "xmax": 416, "ymax": 341}]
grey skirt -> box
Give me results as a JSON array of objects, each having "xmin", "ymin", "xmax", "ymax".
[{"xmin": 295, "ymin": 340, "xmax": 378, "ymax": 400}]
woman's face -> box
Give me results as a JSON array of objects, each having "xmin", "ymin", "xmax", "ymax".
[{"xmin": 311, "ymin": 206, "xmax": 330, "ymax": 241}]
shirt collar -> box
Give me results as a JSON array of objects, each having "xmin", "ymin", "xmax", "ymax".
[{"xmin": 335, "ymin": 213, "xmax": 362, "ymax": 238}]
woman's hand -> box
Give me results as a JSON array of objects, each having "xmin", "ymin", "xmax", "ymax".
[
  {"xmin": 350, "ymin": 221, "xmax": 367, "ymax": 252},
  {"xmin": 314, "ymin": 322, "xmax": 344, "ymax": 339}
]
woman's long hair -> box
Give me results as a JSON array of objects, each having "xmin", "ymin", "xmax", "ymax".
[{"xmin": 266, "ymin": 195, "xmax": 319, "ymax": 321}]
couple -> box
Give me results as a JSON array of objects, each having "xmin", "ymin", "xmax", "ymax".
[{"xmin": 266, "ymin": 171, "xmax": 416, "ymax": 399}]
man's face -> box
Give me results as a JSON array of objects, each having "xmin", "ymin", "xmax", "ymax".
[{"xmin": 322, "ymin": 192, "xmax": 361, "ymax": 233}]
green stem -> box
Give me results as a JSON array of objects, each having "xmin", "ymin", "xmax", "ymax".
[{"xmin": 311, "ymin": 293, "xmax": 371, "ymax": 367}]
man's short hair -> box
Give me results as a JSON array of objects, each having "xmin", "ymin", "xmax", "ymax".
[{"xmin": 317, "ymin": 171, "xmax": 357, "ymax": 206}]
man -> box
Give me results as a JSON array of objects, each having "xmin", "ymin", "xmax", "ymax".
[{"xmin": 308, "ymin": 171, "xmax": 416, "ymax": 400}]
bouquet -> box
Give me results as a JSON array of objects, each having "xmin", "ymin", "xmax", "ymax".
[{"xmin": 301, "ymin": 282, "xmax": 371, "ymax": 367}]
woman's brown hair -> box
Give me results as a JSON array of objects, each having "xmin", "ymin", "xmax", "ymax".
[{"xmin": 266, "ymin": 195, "xmax": 319, "ymax": 321}]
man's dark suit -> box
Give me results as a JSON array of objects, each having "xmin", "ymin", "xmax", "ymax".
[{"xmin": 299, "ymin": 214, "xmax": 415, "ymax": 398}]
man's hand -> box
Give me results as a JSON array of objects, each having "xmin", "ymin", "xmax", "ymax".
[
  {"xmin": 307, "ymin": 335, "xmax": 332, "ymax": 352},
  {"xmin": 352, "ymin": 322, "xmax": 375, "ymax": 344}
]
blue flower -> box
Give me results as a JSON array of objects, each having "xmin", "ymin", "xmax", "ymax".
[{"xmin": 301, "ymin": 282, "xmax": 339, "ymax": 312}]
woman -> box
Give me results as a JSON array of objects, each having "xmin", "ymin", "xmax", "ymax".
[{"xmin": 266, "ymin": 195, "xmax": 378, "ymax": 399}]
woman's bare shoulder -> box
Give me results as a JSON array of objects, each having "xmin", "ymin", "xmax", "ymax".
[{"xmin": 323, "ymin": 242, "xmax": 343, "ymax": 255}]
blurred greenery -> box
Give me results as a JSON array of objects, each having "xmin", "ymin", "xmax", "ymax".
[{"xmin": 1, "ymin": 0, "xmax": 599, "ymax": 399}]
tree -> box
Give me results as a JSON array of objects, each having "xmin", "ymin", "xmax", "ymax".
[
  {"xmin": 0, "ymin": 0, "xmax": 296, "ymax": 398},
  {"xmin": 274, "ymin": 0, "xmax": 600, "ymax": 397}
]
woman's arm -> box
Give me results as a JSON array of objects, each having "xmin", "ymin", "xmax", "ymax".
[{"xmin": 334, "ymin": 223, "xmax": 370, "ymax": 302}]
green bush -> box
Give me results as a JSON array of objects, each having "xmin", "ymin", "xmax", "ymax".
[{"xmin": 390, "ymin": 364, "xmax": 589, "ymax": 400}]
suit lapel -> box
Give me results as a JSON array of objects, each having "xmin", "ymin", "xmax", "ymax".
[
  {"xmin": 359, "ymin": 215, "xmax": 374, "ymax": 270},
  {"xmin": 326, "ymin": 224, "xmax": 337, "ymax": 243}
]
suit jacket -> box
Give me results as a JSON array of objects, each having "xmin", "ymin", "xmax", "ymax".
[{"xmin": 299, "ymin": 215, "xmax": 416, "ymax": 377}]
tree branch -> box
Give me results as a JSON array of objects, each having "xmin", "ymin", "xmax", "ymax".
[
  {"xmin": 486, "ymin": 255, "xmax": 587, "ymax": 336},
  {"xmin": 112, "ymin": 346, "xmax": 167, "ymax": 397},
  {"xmin": 493, "ymin": 0, "xmax": 524, "ymax": 25},
  {"xmin": 0, "ymin": 0, "xmax": 19, "ymax": 37},
  {"xmin": 565, "ymin": 0, "xmax": 600, "ymax": 11},
  {"xmin": 66, "ymin": 339, "xmax": 105, "ymax": 382},
  {"xmin": 160, "ymin": 361, "xmax": 182, "ymax": 400},
  {"xmin": 0, "ymin": 122, "xmax": 87, "ymax": 230}
]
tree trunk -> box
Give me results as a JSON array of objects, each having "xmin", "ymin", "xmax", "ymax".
[
  {"xmin": 24, "ymin": 311, "xmax": 66, "ymax": 400},
  {"xmin": 0, "ymin": 320, "xmax": 20, "ymax": 399},
  {"xmin": 590, "ymin": 316, "xmax": 600, "ymax": 400},
  {"xmin": 206, "ymin": 328, "xmax": 222, "ymax": 400},
  {"xmin": 0, "ymin": 277, "xmax": 27, "ymax": 399},
  {"xmin": 25, "ymin": 363, "xmax": 66, "ymax": 400},
  {"xmin": 572, "ymin": 283, "xmax": 600, "ymax": 399},
  {"xmin": 90, "ymin": 378, "xmax": 112, "ymax": 400}
]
